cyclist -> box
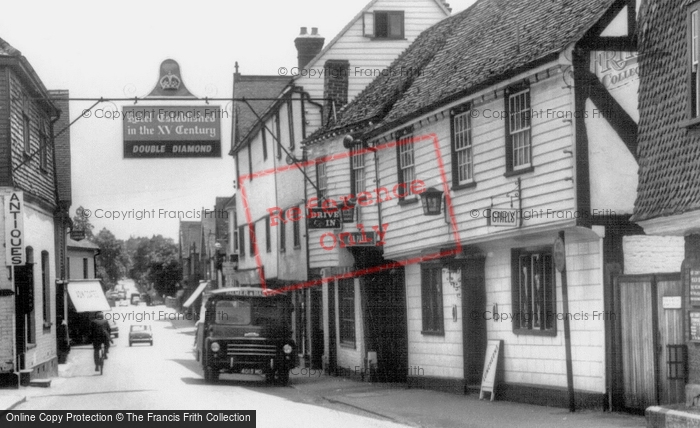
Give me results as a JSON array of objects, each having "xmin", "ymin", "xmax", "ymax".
[{"xmin": 90, "ymin": 312, "xmax": 112, "ymax": 371}]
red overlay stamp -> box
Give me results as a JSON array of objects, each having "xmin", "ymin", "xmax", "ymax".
[{"xmin": 238, "ymin": 133, "xmax": 461, "ymax": 294}]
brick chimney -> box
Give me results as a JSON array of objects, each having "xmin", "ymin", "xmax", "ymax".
[
  {"xmin": 294, "ymin": 27, "xmax": 324, "ymax": 70},
  {"xmin": 323, "ymin": 59, "xmax": 349, "ymax": 125}
]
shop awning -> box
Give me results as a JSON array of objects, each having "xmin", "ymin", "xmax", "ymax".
[
  {"xmin": 183, "ymin": 281, "xmax": 210, "ymax": 308},
  {"xmin": 67, "ymin": 280, "xmax": 110, "ymax": 312}
]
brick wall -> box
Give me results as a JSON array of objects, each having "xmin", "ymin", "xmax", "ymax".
[
  {"xmin": 623, "ymin": 235, "xmax": 684, "ymax": 274},
  {"xmin": 323, "ymin": 60, "xmax": 350, "ymax": 125}
]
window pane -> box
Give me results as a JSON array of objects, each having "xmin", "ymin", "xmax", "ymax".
[
  {"xmin": 375, "ymin": 12, "xmax": 388, "ymax": 38},
  {"xmin": 388, "ymin": 13, "xmax": 403, "ymax": 37},
  {"xmin": 317, "ymin": 163, "xmax": 327, "ymax": 199},
  {"xmin": 398, "ymin": 136, "xmax": 415, "ymax": 191},
  {"xmin": 339, "ymin": 279, "xmax": 355, "ymax": 344},
  {"xmin": 215, "ymin": 300, "xmax": 251, "ymax": 325},
  {"xmin": 453, "ymin": 111, "xmax": 473, "ymax": 183},
  {"xmin": 509, "ymin": 89, "xmax": 531, "ymax": 169},
  {"xmin": 694, "ymin": 11, "xmax": 699, "ymax": 65}
]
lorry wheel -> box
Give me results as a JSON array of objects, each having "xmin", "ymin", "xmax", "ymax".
[
  {"xmin": 264, "ymin": 368, "xmax": 275, "ymax": 384},
  {"xmin": 277, "ymin": 369, "xmax": 290, "ymax": 386},
  {"xmin": 204, "ymin": 367, "xmax": 219, "ymax": 383}
]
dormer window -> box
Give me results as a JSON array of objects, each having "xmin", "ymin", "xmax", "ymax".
[{"xmin": 363, "ymin": 11, "xmax": 404, "ymax": 39}]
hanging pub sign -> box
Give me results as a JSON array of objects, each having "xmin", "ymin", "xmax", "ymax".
[
  {"xmin": 123, "ymin": 106, "xmax": 221, "ymax": 158},
  {"xmin": 339, "ymin": 230, "xmax": 377, "ymax": 247},
  {"xmin": 307, "ymin": 208, "xmax": 341, "ymax": 229},
  {"xmin": 123, "ymin": 59, "xmax": 221, "ymax": 158},
  {"xmin": 4, "ymin": 191, "xmax": 25, "ymax": 265},
  {"xmin": 486, "ymin": 208, "xmax": 518, "ymax": 227},
  {"xmin": 70, "ymin": 229, "xmax": 86, "ymax": 241}
]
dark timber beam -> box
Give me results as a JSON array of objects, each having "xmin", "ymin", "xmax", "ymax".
[{"xmin": 582, "ymin": 70, "xmax": 639, "ymax": 160}]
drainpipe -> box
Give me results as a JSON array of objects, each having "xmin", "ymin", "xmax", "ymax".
[{"xmin": 559, "ymin": 231, "xmax": 576, "ymax": 412}]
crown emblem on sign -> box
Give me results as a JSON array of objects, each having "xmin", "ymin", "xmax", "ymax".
[{"xmin": 160, "ymin": 72, "xmax": 181, "ymax": 90}]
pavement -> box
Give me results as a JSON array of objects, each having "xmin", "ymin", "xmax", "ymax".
[
  {"xmin": 1, "ymin": 306, "xmax": 647, "ymax": 427},
  {"xmin": 289, "ymin": 372, "xmax": 646, "ymax": 428},
  {"xmin": 1, "ymin": 370, "xmax": 646, "ymax": 428}
]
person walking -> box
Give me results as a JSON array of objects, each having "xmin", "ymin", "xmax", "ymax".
[{"xmin": 91, "ymin": 312, "xmax": 112, "ymax": 371}]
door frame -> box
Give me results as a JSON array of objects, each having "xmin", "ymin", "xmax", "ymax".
[
  {"xmin": 459, "ymin": 255, "xmax": 486, "ymax": 392},
  {"xmin": 612, "ymin": 272, "xmax": 682, "ymax": 411}
]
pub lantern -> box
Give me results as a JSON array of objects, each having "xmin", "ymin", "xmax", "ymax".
[{"xmin": 420, "ymin": 187, "xmax": 443, "ymax": 216}]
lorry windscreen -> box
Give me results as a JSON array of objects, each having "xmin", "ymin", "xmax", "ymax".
[{"xmin": 214, "ymin": 300, "xmax": 251, "ymax": 325}]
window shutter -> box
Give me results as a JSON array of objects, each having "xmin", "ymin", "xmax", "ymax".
[{"xmin": 363, "ymin": 12, "xmax": 375, "ymax": 37}]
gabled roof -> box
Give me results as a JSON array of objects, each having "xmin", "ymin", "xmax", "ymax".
[
  {"xmin": 0, "ymin": 37, "xmax": 58, "ymax": 114},
  {"xmin": 305, "ymin": 0, "xmax": 616, "ymax": 144},
  {"xmin": 293, "ymin": 0, "xmax": 451, "ymax": 82},
  {"xmin": 632, "ymin": 0, "xmax": 700, "ymax": 222},
  {"xmin": 231, "ymin": 74, "xmax": 291, "ymax": 153},
  {"xmin": 0, "ymin": 37, "xmax": 21, "ymax": 56}
]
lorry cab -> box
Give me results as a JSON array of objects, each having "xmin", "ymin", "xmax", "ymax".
[{"xmin": 196, "ymin": 287, "xmax": 296, "ymax": 385}]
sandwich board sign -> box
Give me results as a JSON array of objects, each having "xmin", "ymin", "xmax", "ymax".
[{"xmin": 479, "ymin": 339, "xmax": 503, "ymax": 401}]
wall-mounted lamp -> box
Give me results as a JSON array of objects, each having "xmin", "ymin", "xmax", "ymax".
[{"xmin": 420, "ymin": 187, "xmax": 444, "ymax": 216}]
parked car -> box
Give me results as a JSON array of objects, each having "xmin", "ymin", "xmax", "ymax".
[
  {"xmin": 130, "ymin": 293, "xmax": 141, "ymax": 305},
  {"xmin": 129, "ymin": 325, "xmax": 153, "ymax": 346},
  {"xmin": 108, "ymin": 319, "xmax": 119, "ymax": 338}
]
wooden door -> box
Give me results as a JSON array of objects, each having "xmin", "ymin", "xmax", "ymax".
[
  {"xmin": 655, "ymin": 273, "xmax": 684, "ymax": 405},
  {"xmin": 327, "ymin": 280, "xmax": 337, "ymax": 375},
  {"xmin": 616, "ymin": 275, "xmax": 657, "ymax": 410},
  {"xmin": 614, "ymin": 273, "xmax": 684, "ymax": 411},
  {"xmin": 462, "ymin": 257, "xmax": 486, "ymax": 388}
]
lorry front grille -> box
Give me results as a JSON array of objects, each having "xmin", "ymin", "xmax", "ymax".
[{"xmin": 226, "ymin": 341, "xmax": 276, "ymax": 357}]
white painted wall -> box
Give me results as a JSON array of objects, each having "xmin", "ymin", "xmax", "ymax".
[
  {"xmin": 623, "ymin": 235, "xmax": 684, "ymax": 275},
  {"xmin": 22, "ymin": 200, "xmax": 57, "ymax": 371},
  {"xmin": 405, "ymin": 263, "xmax": 464, "ymax": 379},
  {"xmin": 376, "ymin": 68, "xmax": 577, "ymax": 260},
  {"xmin": 481, "ymin": 233, "xmax": 606, "ymax": 393}
]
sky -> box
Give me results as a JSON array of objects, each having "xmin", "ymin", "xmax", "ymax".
[{"xmin": 1, "ymin": 0, "xmax": 477, "ymax": 241}]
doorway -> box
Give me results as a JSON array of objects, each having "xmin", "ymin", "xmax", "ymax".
[
  {"xmin": 364, "ymin": 267, "xmax": 408, "ymax": 382},
  {"xmin": 613, "ymin": 273, "xmax": 684, "ymax": 411},
  {"xmin": 460, "ymin": 256, "xmax": 487, "ymax": 391},
  {"xmin": 310, "ymin": 287, "xmax": 324, "ymax": 369}
]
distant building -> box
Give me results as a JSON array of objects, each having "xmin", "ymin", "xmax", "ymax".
[
  {"xmin": 0, "ymin": 37, "xmax": 72, "ymax": 387},
  {"xmin": 66, "ymin": 239, "xmax": 99, "ymax": 280}
]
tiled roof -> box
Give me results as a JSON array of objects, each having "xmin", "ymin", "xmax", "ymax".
[
  {"xmin": 306, "ymin": 0, "xmax": 615, "ymax": 144},
  {"xmin": 632, "ymin": 0, "xmax": 700, "ymax": 222},
  {"xmin": 231, "ymin": 74, "xmax": 291, "ymax": 152}
]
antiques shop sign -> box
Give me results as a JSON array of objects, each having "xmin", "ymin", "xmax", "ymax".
[
  {"xmin": 123, "ymin": 106, "xmax": 221, "ymax": 158},
  {"xmin": 4, "ymin": 191, "xmax": 25, "ymax": 265}
]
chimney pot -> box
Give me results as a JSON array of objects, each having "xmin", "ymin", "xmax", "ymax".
[{"xmin": 294, "ymin": 27, "xmax": 325, "ymax": 70}]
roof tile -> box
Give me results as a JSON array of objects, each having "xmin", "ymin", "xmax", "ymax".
[
  {"xmin": 632, "ymin": 0, "xmax": 700, "ymax": 222},
  {"xmin": 307, "ymin": 0, "xmax": 615, "ymax": 143}
]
